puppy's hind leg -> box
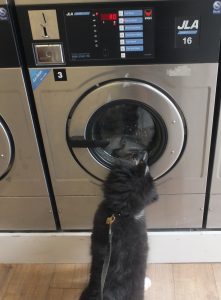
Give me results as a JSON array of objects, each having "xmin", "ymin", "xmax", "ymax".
[
  {"xmin": 79, "ymin": 287, "xmax": 100, "ymax": 300},
  {"xmin": 80, "ymin": 250, "xmax": 105, "ymax": 300}
]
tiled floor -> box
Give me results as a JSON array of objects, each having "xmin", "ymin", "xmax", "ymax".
[{"xmin": 0, "ymin": 263, "xmax": 221, "ymax": 299}]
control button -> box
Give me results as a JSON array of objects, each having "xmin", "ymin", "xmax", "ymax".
[
  {"xmin": 120, "ymin": 46, "xmax": 126, "ymax": 52},
  {"xmin": 125, "ymin": 32, "xmax": 143, "ymax": 38},
  {"xmin": 125, "ymin": 45, "xmax": 144, "ymax": 52},
  {"xmin": 118, "ymin": 11, "xmax": 124, "ymax": 17},
  {"xmin": 124, "ymin": 17, "xmax": 143, "ymax": 24},
  {"xmin": 120, "ymin": 39, "xmax": 125, "ymax": 45},
  {"xmin": 119, "ymin": 18, "xmax": 124, "ymax": 24},
  {"xmin": 124, "ymin": 25, "xmax": 143, "ymax": 31},
  {"xmin": 125, "ymin": 39, "xmax": 143, "ymax": 45},
  {"xmin": 120, "ymin": 32, "xmax": 125, "ymax": 38},
  {"xmin": 144, "ymin": 9, "xmax": 153, "ymax": 18},
  {"xmin": 121, "ymin": 53, "xmax": 126, "ymax": 58},
  {"xmin": 34, "ymin": 44, "xmax": 64, "ymax": 65},
  {"xmin": 119, "ymin": 25, "xmax": 125, "ymax": 31},
  {"xmin": 123, "ymin": 10, "xmax": 143, "ymax": 17}
]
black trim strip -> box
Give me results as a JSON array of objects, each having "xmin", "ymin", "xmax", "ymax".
[
  {"xmin": 203, "ymin": 40, "xmax": 221, "ymax": 228},
  {"xmin": 8, "ymin": 0, "xmax": 62, "ymax": 231}
]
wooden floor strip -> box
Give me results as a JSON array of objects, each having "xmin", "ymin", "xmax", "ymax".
[
  {"xmin": 146, "ymin": 264, "xmax": 175, "ymax": 300},
  {"xmin": 45, "ymin": 288, "xmax": 64, "ymax": 300},
  {"xmin": 2, "ymin": 264, "xmax": 55, "ymax": 300},
  {"xmin": 173, "ymin": 264, "xmax": 198, "ymax": 300},
  {"xmin": 62, "ymin": 289, "xmax": 82, "ymax": 300},
  {"xmin": 0, "ymin": 263, "xmax": 221, "ymax": 300},
  {"xmin": 50, "ymin": 265, "xmax": 76, "ymax": 289},
  {"xmin": 194, "ymin": 264, "xmax": 219, "ymax": 300},
  {"xmin": 0, "ymin": 265, "xmax": 15, "ymax": 300},
  {"xmin": 213, "ymin": 264, "xmax": 221, "ymax": 299}
]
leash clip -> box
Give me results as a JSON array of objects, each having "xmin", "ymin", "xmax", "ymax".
[{"xmin": 106, "ymin": 214, "xmax": 116, "ymax": 225}]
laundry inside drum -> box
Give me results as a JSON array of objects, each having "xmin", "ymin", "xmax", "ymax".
[{"xmin": 86, "ymin": 100, "xmax": 167, "ymax": 168}]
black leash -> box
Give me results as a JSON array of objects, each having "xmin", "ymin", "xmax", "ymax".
[{"xmin": 100, "ymin": 214, "xmax": 116, "ymax": 300}]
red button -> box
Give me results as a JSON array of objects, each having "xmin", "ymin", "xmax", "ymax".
[{"xmin": 145, "ymin": 9, "xmax": 152, "ymax": 17}]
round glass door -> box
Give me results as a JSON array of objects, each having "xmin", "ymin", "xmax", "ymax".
[
  {"xmin": 67, "ymin": 80, "xmax": 186, "ymax": 181},
  {"xmin": 0, "ymin": 116, "xmax": 14, "ymax": 180},
  {"xmin": 86, "ymin": 100, "xmax": 167, "ymax": 168}
]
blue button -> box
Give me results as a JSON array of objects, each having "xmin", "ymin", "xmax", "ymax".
[
  {"xmin": 125, "ymin": 32, "xmax": 143, "ymax": 38},
  {"xmin": 125, "ymin": 39, "xmax": 143, "ymax": 45},
  {"xmin": 123, "ymin": 10, "xmax": 143, "ymax": 17},
  {"xmin": 126, "ymin": 46, "xmax": 144, "ymax": 52},
  {"xmin": 124, "ymin": 25, "xmax": 143, "ymax": 31},
  {"xmin": 124, "ymin": 17, "xmax": 143, "ymax": 24}
]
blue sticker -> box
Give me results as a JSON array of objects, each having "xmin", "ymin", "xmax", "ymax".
[
  {"xmin": 213, "ymin": 1, "xmax": 221, "ymax": 14},
  {"xmin": 29, "ymin": 69, "xmax": 51, "ymax": 90}
]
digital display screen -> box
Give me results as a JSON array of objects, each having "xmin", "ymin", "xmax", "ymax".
[{"xmin": 100, "ymin": 13, "xmax": 118, "ymax": 21}]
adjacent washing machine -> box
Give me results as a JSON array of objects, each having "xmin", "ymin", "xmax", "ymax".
[
  {"xmin": 207, "ymin": 58, "xmax": 221, "ymax": 229},
  {"xmin": 0, "ymin": 0, "xmax": 55, "ymax": 230},
  {"xmin": 15, "ymin": 0, "xmax": 221, "ymax": 229}
]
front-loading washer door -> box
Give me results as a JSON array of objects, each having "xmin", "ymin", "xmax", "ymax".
[
  {"xmin": 0, "ymin": 116, "xmax": 14, "ymax": 180},
  {"xmin": 67, "ymin": 80, "xmax": 186, "ymax": 181}
]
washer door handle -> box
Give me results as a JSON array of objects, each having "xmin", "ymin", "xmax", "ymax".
[{"xmin": 69, "ymin": 136, "xmax": 109, "ymax": 148}]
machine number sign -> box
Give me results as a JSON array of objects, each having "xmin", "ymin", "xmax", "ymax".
[{"xmin": 53, "ymin": 69, "xmax": 67, "ymax": 81}]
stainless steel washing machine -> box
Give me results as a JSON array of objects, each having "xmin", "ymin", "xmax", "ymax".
[
  {"xmin": 15, "ymin": 0, "xmax": 221, "ymax": 229},
  {"xmin": 0, "ymin": 0, "xmax": 55, "ymax": 230},
  {"xmin": 207, "ymin": 60, "xmax": 221, "ymax": 229}
]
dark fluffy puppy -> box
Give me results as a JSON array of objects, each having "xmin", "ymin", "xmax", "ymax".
[{"xmin": 80, "ymin": 160, "xmax": 158, "ymax": 300}]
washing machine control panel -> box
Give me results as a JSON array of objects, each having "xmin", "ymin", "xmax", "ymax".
[
  {"xmin": 64, "ymin": 8, "xmax": 154, "ymax": 61},
  {"xmin": 15, "ymin": 1, "xmax": 221, "ymax": 66}
]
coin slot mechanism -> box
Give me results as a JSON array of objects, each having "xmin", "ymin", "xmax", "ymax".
[{"xmin": 28, "ymin": 10, "xmax": 60, "ymax": 40}]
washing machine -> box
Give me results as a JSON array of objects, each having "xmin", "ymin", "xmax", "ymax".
[
  {"xmin": 15, "ymin": 0, "xmax": 221, "ymax": 230},
  {"xmin": 0, "ymin": 0, "xmax": 55, "ymax": 230},
  {"xmin": 207, "ymin": 55, "xmax": 221, "ymax": 229}
]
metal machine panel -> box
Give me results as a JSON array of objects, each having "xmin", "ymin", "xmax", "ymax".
[
  {"xmin": 207, "ymin": 89, "xmax": 221, "ymax": 228},
  {"xmin": 0, "ymin": 69, "xmax": 56, "ymax": 230},
  {"xmin": 57, "ymin": 194, "xmax": 204, "ymax": 229},
  {"xmin": 0, "ymin": 69, "xmax": 48, "ymax": 196},
  {"xmin": 28, "ymin": 64, "xmax": 217, "ymax": 228},
  {"xmin": 0, "ymin": 1, "xmax": 56, "ymax": 230},
  {"xmin": 30, "ymin": 65, "xmax": 217, "ymax": 193},
  {"xmin": 207, "ymin": 195, "xmax": 221, "ymax": 228},
  {"xmin": 211, "ymin": 112, "xmax": 221, "ymax": 194},
  {"xmin": 0, "ymin": 197, "xmax": 54, "ymax": 230}
]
